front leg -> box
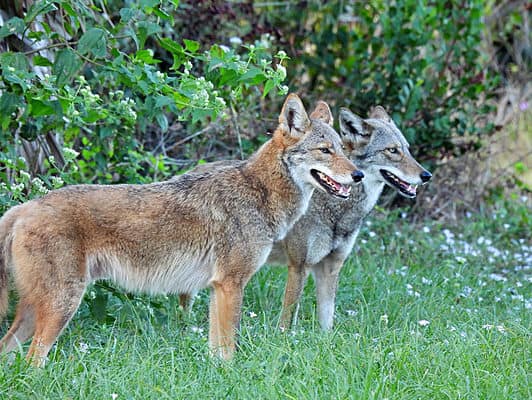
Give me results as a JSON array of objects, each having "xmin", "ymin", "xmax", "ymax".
[
  {"xmin": 280, "ymin": 261, "xmax": 310, "ymax": 330},
  {"xmin": 311, "ymin": 252, "xmax": 347, "ymax": 330},
  {"xmin": 209, "ymin": 279, "xmax": 244, "ymax": 360}
]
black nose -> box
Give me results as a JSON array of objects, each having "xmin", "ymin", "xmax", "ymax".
[
  {"xmin": 420, "ymin": 170, "xmax": 432, "ymax": 183},
  {"xmin": 352, "ymin": 170, "xmax": 364, "ymax": 183}
]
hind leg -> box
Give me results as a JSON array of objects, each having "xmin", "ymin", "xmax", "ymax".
[
  {"xmin": 26, "ymin": 290, "xmax": 85, "ymax": 367},
  {"xmin": 0, "ymin": 301, "xmax": 35, "ymax": 354}
]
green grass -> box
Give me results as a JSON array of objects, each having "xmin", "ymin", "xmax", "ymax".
[{"xmin": 1, "ymin": 198, "xmax": 530, "ymax": 399}]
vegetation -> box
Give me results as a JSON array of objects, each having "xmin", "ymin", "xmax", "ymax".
[
  {"xmin": 0, "ymin": 1, "xmax": 529, "ymax": 397},
  {"xmin": 1, "ymin": 199, "xmax": 530, "ymax": 399}
]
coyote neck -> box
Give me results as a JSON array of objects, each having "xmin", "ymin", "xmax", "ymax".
[{"xmin": 241, "ymin": 134, "xmax": 313, "ymax": 241}]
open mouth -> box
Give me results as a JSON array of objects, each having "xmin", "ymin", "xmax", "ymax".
[
  {"xmin": 311, "ymin": 169, "xmax": 351, "ymax": 199},
  {"xmin": 380, "ymin": 169, "xmax": 417, "ymax": 198}
]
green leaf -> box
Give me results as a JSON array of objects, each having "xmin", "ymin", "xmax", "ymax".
[
  {"xmin": 183, "ymin": 39, "xmax": 200, "ymax": 53},
  {"xmin": 0, "ymin": 52, "xmax": 30, "ymax": 71},
  {"xmin": 0, "ymin": 93, "xmax": 23, "ymax": 130},
  {"xmin": 155, "ymin": 95, "xmax": 174, "ymax": 108},
  {"xmin": 155, "ymin": 113, "xmax": 168, "ymax": 133},
  {"xmin": 159, "ymin": 38, "xmax": 183, "ymax": 55},
  {"xmin": 53, "ymin": 48, "xmax": 82, "ymax": 87},
  {"xmin": 29, "ymin": 99, "xmax": 55, "ymax": 116},
  {"xmin": 134, "ymin": 50, "xmax": 160, "ymax": 64},
  {"xmin": 262, "ymin": 79, "xmax": 275, "ymax": 98},
  {"xmin": 78, "ymin": 28, "xmax": 107, "ymax": 58},
  {"xmin": 33, "ymin": 55, "xmax": 53, "ymax": 67},
  {"xmin": 0, "ymin": 17, "xmax": 25, "ymax": 40},
  {"xmin": 137, "ymin": 21, "xmax": 162, "ymax": 49},
  {"xmin": 120, "ymin": 8, "xmax": 136, "ymax": 23},
  {"xmin": 24, "ymin": 1, "xmax": 57, "ymax": 24}
]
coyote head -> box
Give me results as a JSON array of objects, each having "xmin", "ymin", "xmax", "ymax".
[
  {"xmin": 277, "ymin": 95, "xmax": 363, "ymax": 199},
  {"xmin": 338, "ymin": 106, "xmax": 431, "ymax": 198}
]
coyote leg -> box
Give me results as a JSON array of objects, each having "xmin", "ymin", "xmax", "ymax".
[
  {"xmin": 279, "ymin": 262, "xmax": 309, "ymax": 330},
  {"xmin": 0, "ymin": 301, "xmax": 35, "ymax": 354},
  {"xmin": 25, "ymin": 285, "xmax": 85, "ymax": 367},
  {"xmin": 209, "ymin": 280, "xmax": 244, "ymax": 360},
  {"xmin": 178, "ymin": 292, "xmax": 195, "ymax": 312},
  {"xmin": 312, "ymin": 255, "xmax": 345, "ymax": 330}
]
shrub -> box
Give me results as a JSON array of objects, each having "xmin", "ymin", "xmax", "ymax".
[{"xmin": 0, "ymin": 0, "xmax": 288, "ymax": 212}]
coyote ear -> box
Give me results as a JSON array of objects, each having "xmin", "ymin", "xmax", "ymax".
[
  {"xmin": 279, "ymin": 93, "xmax": 310, "ymax": 138},
  {"xmin": 339, "ymin": 107, "xmax": 373, "ymax": 147},
  {"xmin": 369, "ymin": 105, "xmax": 392, "ymax": 122},
  {"xmin": 309, "ymin": 101, "xmax": 333, "ymax": 126}
]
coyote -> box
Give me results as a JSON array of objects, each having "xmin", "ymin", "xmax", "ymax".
[
  {"xmin": 272, "ymin": 106, "xmax": 432, "ymax": 329},
  {"xmin": 0, "ymin": 94, "xmax": 363, "ymax": 366},
  {"xmin": 187, "ymin": 106, "xmax": 431, "ymax": 330}
]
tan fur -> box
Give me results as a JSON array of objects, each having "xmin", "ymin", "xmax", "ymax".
[{"xmin": 0, "ymin": 94, "xmax": 360, "ymax": 366}]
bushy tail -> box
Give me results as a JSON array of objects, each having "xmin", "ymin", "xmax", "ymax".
[{"xmin": 0, "ymin": 207, "xmax": 19, "ymax": 319}]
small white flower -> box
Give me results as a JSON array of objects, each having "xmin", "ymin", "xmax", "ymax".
[
  {"xmin": 190, "ymin": 326, "xmax": 204, "ymax": 334},
  {"xmin": 249, "ymin": 311, "xmax": 257, "ymax": 318},
  {"xmin": 421, "ymin": 277, "xmax": 432, "ymax": 285},
  {"xmin": 346, "ymin": 309, "xmax": 357, "ymax": 317},
  {"xmin": 79, "ymin": 342, "xmax": 89, "ymax": 353},
  {"xmin": 380, "ymin": 314, "xmax": 388, "ymax": 325},
  {"xmin": 111, "ymin": 394, "xmax": 118, "ymax": 400},
  {"xmin": 368, "ymin": 231, "xmax": 376, "ymax": 238},
  {"xmin": 276, "ymin": 50, "xmax": 287, "ymax": 58},
  {"xmin": 229, "ymin": 37, "xmax": 242, "ymax": 46},
  {"xmin": 489, "ymin": 273, "xmax": 507, "ymax": 282},
  {"xmin": 276, "ymin": 64, "xmax": 287, "ymax": 80},
  {"xmin": 418, "ymin": 319, "xmax": 430, "ymax": 327},
  {"xmin": 19, "ymin": 170, "xmax": 31, "ymax": 181},
  {"xmin": 422, "ymin": 226, "xmax": 430, "ymax": 233}
]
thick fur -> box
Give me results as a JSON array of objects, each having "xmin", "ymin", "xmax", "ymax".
[
  {"xmin": 188, "ymin": 106, "xmax": 431, "ymax": 330},
  {"xmin": 0, "ymin": 94, "xmax": 359, "ymax": 366}
]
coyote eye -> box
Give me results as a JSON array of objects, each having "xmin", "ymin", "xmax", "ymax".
[
  {"xmin": 320, "ymin": 148, "xmax": 332, "ymax": 154},
  {"xmin": 387, "ymin": 148, "xmax": 398, "ymax": 154}
]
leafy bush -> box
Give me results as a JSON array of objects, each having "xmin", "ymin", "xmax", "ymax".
[
  {"xmin": 0, "ymin": 0, "xmax": 288, "ymax": 211},
  {"xmin": 261, "ymin": 0, "xmax": 499, "ymax": 163}
]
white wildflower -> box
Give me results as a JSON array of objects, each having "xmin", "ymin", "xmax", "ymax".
[
  {"xmin": 229, "ymin": 37, "xmax": 242, "ymax": 46},
  {"xmin": 421, "ymin": 277, "xmax": 432, "ymax": 285},
  {"xmin": 19, "ymin": 170, "xmax": 31, "ymax": 181},
  {"xmin": 276, "ymin": 64, "xmax": 287, "ymax": 80},
  {"xmin": 249, "ymin": 311, "xmax": 257, "ymax": 318},
  {"xmin": 190, "ymin": 326, "xmax": 204, "ymax": 334},
  {"xmin": 63, "ymin": 147, "xmax": 79, "ymax": 160},
  {"xmin": 489, "ymin": 273, "xmax": 507, "ymax": 282},
  {"xmin": 79, "ymin": 342, "xmax": 89, "ymax": 353},
  {"xmin": 380, "ymin": 314, "xmax": 388, "ymax": 325},
  {"xmin": 418, "ymin": 319, "xmax": 430, "ymax": 327}
]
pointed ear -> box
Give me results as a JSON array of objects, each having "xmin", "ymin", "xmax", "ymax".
[
  {"xmin": 309, "ymin": 100, "xmax": 333, "ymax": 126},
  {"xmin": 369, "ymin": 105, "xmax": 392, "ymax": 122},
  {"xmin": 339, "ymin": 107, "xmax": 373, "ymax": 147},
  {"xmin": 278, "ymin": 94, "xmax": 310, "ymax": 138}
]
